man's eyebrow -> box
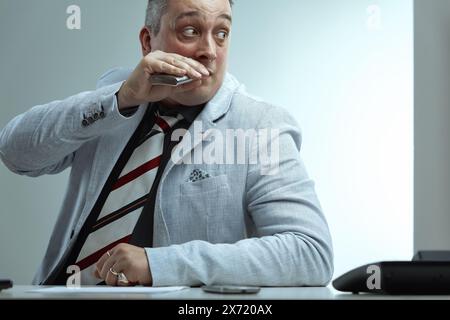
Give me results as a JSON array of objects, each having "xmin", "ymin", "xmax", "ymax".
[
  {"xmin": 218, "ymin": 13, "xmax": 232, "ymax": 23},
  {"xmin": 174, "ymin": 11, "xmax": 200, "ymax": 23},
  {"xmin": 174, "ymin": 11, "xmax": 232, "ymax": 24}
]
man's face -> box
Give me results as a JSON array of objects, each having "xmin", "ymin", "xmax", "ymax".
[{"xmin": 149, "ymin": 0, "xmax": 232, "ymax": 106}]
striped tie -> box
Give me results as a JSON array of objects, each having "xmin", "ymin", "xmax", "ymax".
[{"xmin": 74, "ymin": 109, "xmax": 183, "ymax": 285}]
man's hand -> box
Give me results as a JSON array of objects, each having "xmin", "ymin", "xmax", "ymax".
[
  {"xmin": 118, "ymin": 50, "xmax": 210, "ymax": 109},
  {"xmin": 94, "ymin": 243, "xmax": 153, "ymax": 286}
]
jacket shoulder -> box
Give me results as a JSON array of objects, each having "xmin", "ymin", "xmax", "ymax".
[{"xmin": 230, "ymin": 89, "xmax": 300, "ymax": 129}]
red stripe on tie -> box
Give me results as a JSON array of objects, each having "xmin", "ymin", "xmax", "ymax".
[
  {"xmin": 155, "ymin": 116, "xmax": 171, "ymax": 133},
  {"xmin": 91, "ymin": 195, "xmax": 148, "ymax": 231},
  {"xmin": 76, "ymin": 234, "xmax": 132, "ymax": 271},
  {"xmin": 112, "ymin": 155, "xmax": 161, "ymax": 191}
]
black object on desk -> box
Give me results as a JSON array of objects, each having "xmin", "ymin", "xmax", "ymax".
[
  {"xmin": 333, "ymin": 251, "xmax": 450, "ymax": 295},
  {"xmin": 0, "ymin": 279, "xmax": 13, "ymax": 291}
]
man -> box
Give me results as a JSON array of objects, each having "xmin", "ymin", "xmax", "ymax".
[{"xmin": 0, "ymin": 0, "xmax": 333, "ymax": 287}]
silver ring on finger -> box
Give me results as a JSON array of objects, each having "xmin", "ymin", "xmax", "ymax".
[
  {"xmin": 117, "ymin": 272, "xmax": 130, "ymax": 285},
  {"xmin": 109, "ymin": 267, "xmax": 119, "ymax": 277}
]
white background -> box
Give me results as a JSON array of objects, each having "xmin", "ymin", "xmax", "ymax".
[{"xmin": 230, "ymin": 0, "xmax": 413, "ymax": 278}]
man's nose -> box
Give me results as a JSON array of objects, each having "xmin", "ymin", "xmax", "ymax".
[{"xmin": 195, "ymin": 34, "xmax": 217, "ymax": 63}]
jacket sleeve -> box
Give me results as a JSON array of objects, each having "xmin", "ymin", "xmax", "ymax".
[
  {"xmin": 146, "ymin": 106, "xmax": 334, "ymax": 287},
  {"xmin": 0, "ymin": 69, "xmax": 131, "ymax": 177}
]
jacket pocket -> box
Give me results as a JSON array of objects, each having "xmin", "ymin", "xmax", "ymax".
[
  {"xmin": 180, "ymin": 174, "xmax": 229, "ymax": 195},
  {"xmin": 180, "ymin": 174, "xmax": 240, "ymax": 243}
]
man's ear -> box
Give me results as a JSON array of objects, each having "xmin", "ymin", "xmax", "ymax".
[{"xmin": 139, "ymin": 27, "xmax": 152, "ymax": 56}]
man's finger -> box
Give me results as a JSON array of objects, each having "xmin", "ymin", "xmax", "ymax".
[
  {"xmin": 109, "ymin": 259, "xmax": 131, "ymax": 284},
  {"xmin": 153, "ymin": 61, "xmax": 187, "ymax": 77},
  {"xmin": 99, "ymin": 252, "xmax": 117, "ymax": 280},
  {"xmin": 171, "ymin": 53, "xmax": 210, "ymax": 76},
  {"xmin": 161, "ymin": 56, "xmax": 203, "ymax": 80},
  {"xmin": 94, "ymin": 251, "xmax": 111, "ymax": 279},
  {"xmin": 105, "ymin": 265, "xmax": 119, "ymax": 286}
]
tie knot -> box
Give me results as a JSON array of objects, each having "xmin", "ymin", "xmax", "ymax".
[{"xmin": 153, "ymin": 109, "xmax": 183, "ymax": 134}]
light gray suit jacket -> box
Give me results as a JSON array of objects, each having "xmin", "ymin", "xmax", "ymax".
[{"xmin": 0, "ymin": 69, "xmax": 333, "ymax": 286}]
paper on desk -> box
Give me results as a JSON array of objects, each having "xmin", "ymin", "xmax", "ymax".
[{"xmin": 29, "ymin": 286, "xmax": 187, "ymax": 294}]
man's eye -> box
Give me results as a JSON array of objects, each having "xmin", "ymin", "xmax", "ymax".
[
  {"xmin": 182, "ymin": 27, "xmax": 198, "ymax": 37},
  {"xmin": 217, "ymin": 31, "xmax": 228, "ymax": 40}
]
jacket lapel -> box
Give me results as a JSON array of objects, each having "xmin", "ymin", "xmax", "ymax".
[{"xmin": 162, "ymin": 73, "xmax": 241, "ymax": 175}]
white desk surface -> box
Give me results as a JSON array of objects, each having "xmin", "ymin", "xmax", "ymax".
[{"xmin": 1, "ymin": 286, "xmax": 450, "ymax": 300}]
